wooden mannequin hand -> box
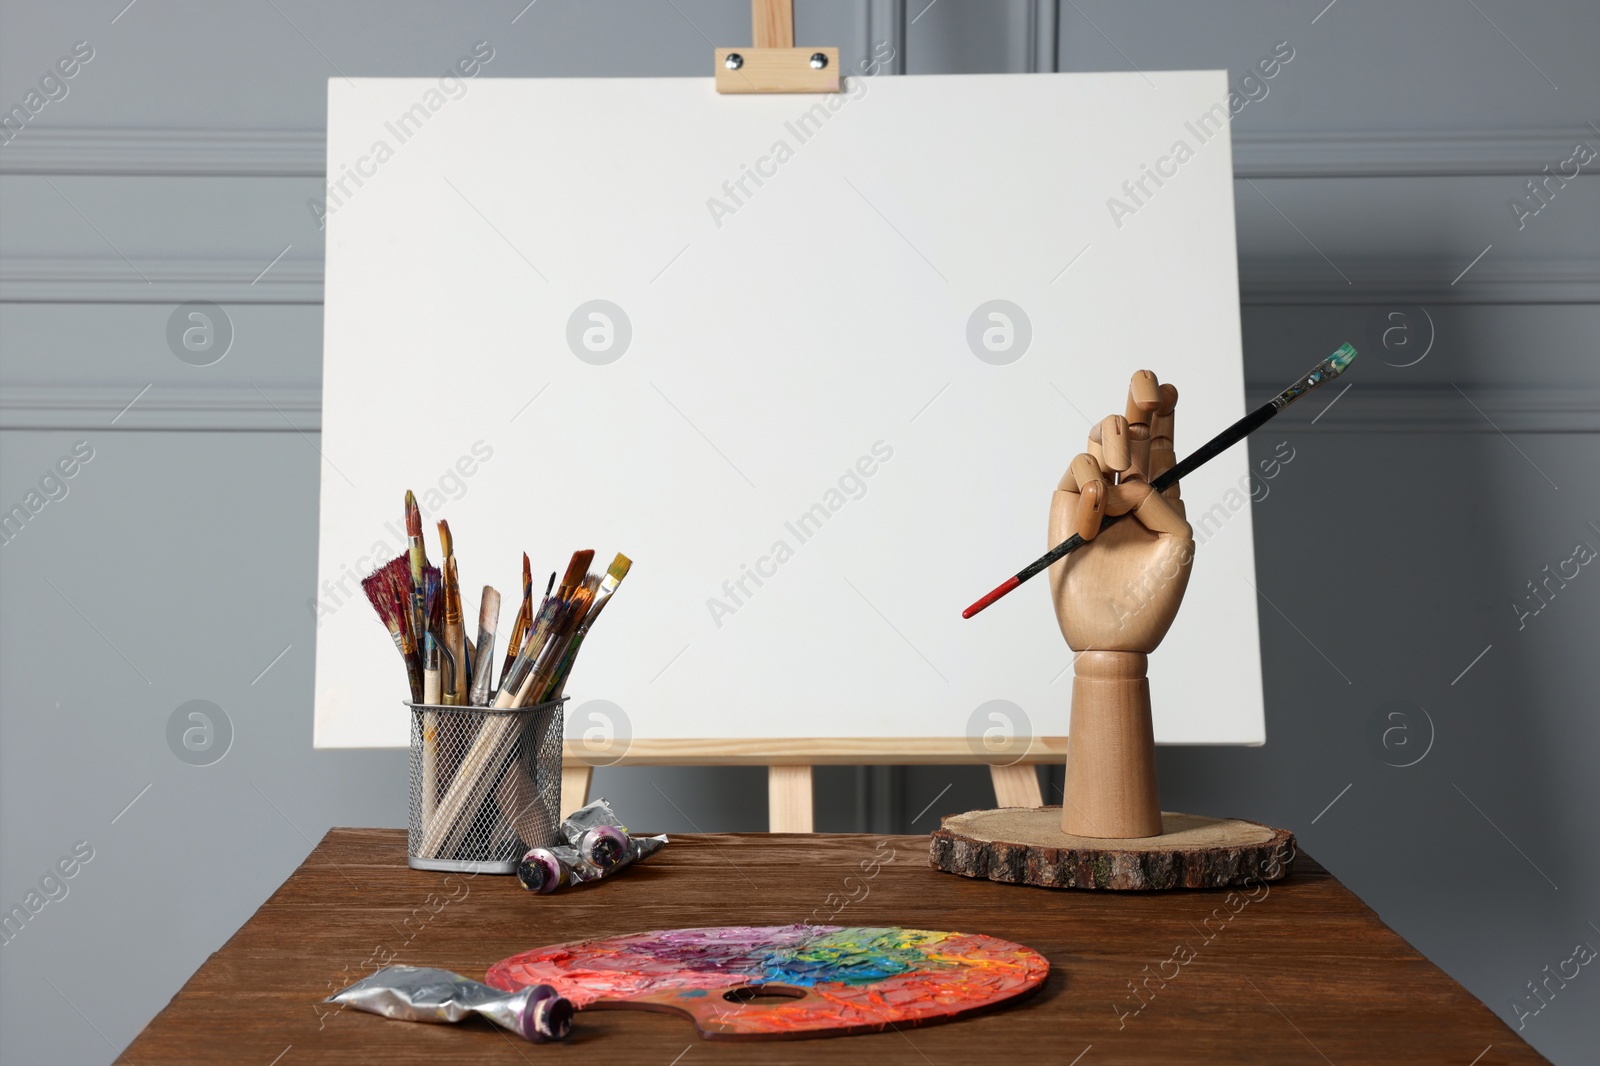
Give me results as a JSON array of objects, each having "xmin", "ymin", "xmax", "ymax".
[{"xmin": 1049, "ymin": 372, "xmax": 1194, "ymax": 654}]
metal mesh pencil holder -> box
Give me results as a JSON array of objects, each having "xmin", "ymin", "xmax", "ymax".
[{"xmin": 404, "ymin": 698, "xmax": 567, "ymax": 874}]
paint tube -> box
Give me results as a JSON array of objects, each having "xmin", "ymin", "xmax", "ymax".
[
  {"xmin": 327, "ymin": 965, "xmax": 572, "ymax": 1042},
  {"xmin": 515, "ymin": 798, "xmax": 666, "ymax": 893}
]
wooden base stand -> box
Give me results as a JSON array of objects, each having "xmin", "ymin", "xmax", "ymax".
[
  {"xmin": 1062, "ymin": 651, "xmax": 1161, "ymax": 837},
  {"xmin": 930, "ymin": 806, "xmax": 1295, "ymax": 891}
]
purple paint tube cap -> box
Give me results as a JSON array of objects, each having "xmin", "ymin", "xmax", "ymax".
[
  {"xmin": 516, "ymin": 848, "xmax": 566, "ymax": 894},
  {"xmin": 516, "ymin": 983, "xmax": 574, "ymax": 1042}
]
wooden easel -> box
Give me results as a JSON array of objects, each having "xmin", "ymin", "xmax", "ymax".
[{"xmin": 559, "ymin": 2, "xmax": 1052, "ymax": 830}]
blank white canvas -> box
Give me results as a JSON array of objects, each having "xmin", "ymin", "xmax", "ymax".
[{"xmin": 314, "ymin": 71, "xmax": 1264, "ymax": 749}]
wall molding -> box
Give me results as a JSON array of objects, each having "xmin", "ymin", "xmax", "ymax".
[
  {"xmin": 5, "ymin": 254, "xmax": 1594, "ymax": 306},
  {"xmin": 1238, "ymin": 257, "xmax": 1600, "ymax": 305},
  {"xmin": 1244, "ymin": 384, "xmax": 1600, "ymax": 434},
  {"xmin": 1231, "ymin": 128, "xmax": 1598, "ymax": 178},
  {"xmin": 0, "ymin": 256, "xmax": 323, "ymax": 304},
  {"xmin": 3, "ymin": 382, "xmax": 1594, "ymax": 434},
  {"xmin": 0, "ymin": 383, "xmax": 321, "ymax": 432},
  {"xmin": 3, "ymin": 125, "xmax": 1596, "ymax": 180},
  {"xmin": 0, "ymin": 128, "xmax": 327, "ymax": 177}
]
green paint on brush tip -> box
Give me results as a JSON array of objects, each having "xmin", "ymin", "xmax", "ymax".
[{"xmin": 1329, "ymin": 342, "xmax": 1357, "ymax": 373}]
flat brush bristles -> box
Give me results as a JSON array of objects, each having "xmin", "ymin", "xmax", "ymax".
[
  {"xmin": 559, "ymin": 549, "xmax": 595, "ymax": 596},
  {"xmin": 606, "ymin": 553, "xmax": 632, "ymax": 584}
]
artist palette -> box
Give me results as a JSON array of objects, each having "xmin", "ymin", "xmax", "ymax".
[{"xmin": 486, "ymin": 924, "xmax": 1048, "ymax": 1039}]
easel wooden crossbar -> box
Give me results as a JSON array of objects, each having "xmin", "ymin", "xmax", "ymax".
[{"xmin": 563, "ymin": 736, "xmax": 1064, "ymax": 831}]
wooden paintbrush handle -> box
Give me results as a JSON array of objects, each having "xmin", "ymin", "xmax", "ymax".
[
  {"xmin": 443, "ymin": 619, "xmax": 466, "ymax": 704},
  {"xmin": 1062, "ymin": 651, "xmax": 1161, "ymax": 838}
]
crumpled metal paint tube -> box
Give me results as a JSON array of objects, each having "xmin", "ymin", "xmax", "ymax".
[
  {"xmin": 327, "ymin": 965, "xmax": 573, "ymax": 1042},
  {"xmin": 516, "ymin": 798, "xmax": 667, "ymax": 893}
]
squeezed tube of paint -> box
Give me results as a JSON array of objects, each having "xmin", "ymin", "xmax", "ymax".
[
  {"xmin": 515, "ymin": 798, "xmax": 666, "ymax": 893},
  {"xmin": 327, "ymin": 965, "xmax": 572, "ymax": 1042}
]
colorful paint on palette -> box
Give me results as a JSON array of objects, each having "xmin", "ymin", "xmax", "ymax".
[{"xmin": 486, "ymin": 924, "xmax": 1048, "ymax": 1039}]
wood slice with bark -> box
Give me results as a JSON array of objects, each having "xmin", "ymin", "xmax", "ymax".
[{"xmin": 930, "ymin": 806, "xmax": 1295, "ymax": 891}]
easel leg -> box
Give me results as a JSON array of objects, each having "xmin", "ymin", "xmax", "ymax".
[
  {"xmin": 768, "ymin": 765, "xmax": 814, "ymax": 832},
  {"xmin": 560, "ymin": 764, "xmax": 592, "ymax": 819},
  {"xmin": 989, "ymin": 764, "xmax": 1043, "ymax": 808}
]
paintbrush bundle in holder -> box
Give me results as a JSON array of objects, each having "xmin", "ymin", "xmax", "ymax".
[{"xmin": 359, "ymin": 490, "xmax": 633, "ymax": 868}]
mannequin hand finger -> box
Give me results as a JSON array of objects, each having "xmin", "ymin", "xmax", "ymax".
[
  {"xmin": 1056, "ymin": 452, "xmax": 1102, "ymax": 493},
  {"xmin": 1124, "ymin": 370, "xmax": 1161, "ymax": 427},
  {"xmin": 1105, "ymin": 481, "xmax": 1193, "ymax": 538},
  {"xmin": 1132, "ymin": 482, "xmax": 1192, "ymax": 538},
  {"xmin": 1125, "ymin": 422, "xmax": 1151, "ymax": 482},
  {"xmin": 1100, "ymin": 415, "xmax": 1131, "ymax": 473},
  {"xmin": 1075, "ymin": 479, "xmax": 1106, "ymax": 540},
  {"xmin": 1150, "ymin": 383, "xmax": 1180, "ymax": 499}
]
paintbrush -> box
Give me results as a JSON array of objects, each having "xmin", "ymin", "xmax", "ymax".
[
  {"xmin": 498, "ymin": 554, "xmax": 534, "ymax": 698},
  {"xmin": 385, "ymin": 554, "xmax": 424, "ymax": 700},
  {"xmin": 547, "ymin": 554, "xmax": 632, "ymax": 697},
  {"xmin": 521, "ymin": 576, "xmax": 596, "ymax": 706},
  {"xmin": 962, "ymin": 343, "xmax": 1357, "ymax": 618},
  {"xmin": 518, "ymin": 551, "xmax": 595, "ymax": 701},
  {"xmin": 438, "ymin": 550, "xmax": 595, "ymax": 851},
  {"xmin": 422, "ymin": 587, "xmax": 565, "ymax": 859},
  {"xmin": 495, "ymin": 584, "xmax": 568, "ymax": 710},
  {"xmin": 439, "ymin": 522, "xmax": 468, "ymax": 706},
  {"xmin": 360, "ymin": 554, "xmax": 424, "ymax": 702},
  {"xmin": 417, "ymin": 564, "xmax": 443, "ymax": 826},
  {"xmin": 440, "ymin": 563, "xmax": 463, "ymax": 706},
  {"xmin": 469, "ymin": 586, "xmax": 501, "ymax": 706},
  {"xmin": 405, "ymin": 491, "xmax": 429, "ymax": 648},
  {"xmin": 422, "ymin": 566, "xmax": 443, "ymax": 702},
  {"xmin": 423, "ymin": 549, "xmax": 621, "ymax": 860},
  {"xmin": 488, "ymin": 550, "xmax": 591, "ymax": 710},
  {"xmin": 498, "ymin": 570, "xmax": 552, "ymax": 701}
]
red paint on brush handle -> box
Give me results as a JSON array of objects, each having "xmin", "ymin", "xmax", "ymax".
[{"xmin": 962, "ymin": 576, "xmax": 1020, "ymax": 619}]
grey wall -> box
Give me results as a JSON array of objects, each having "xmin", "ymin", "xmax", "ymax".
[{"xmin": 1, "ymin": 2, "xmax": 1596, "ymax": 1063}]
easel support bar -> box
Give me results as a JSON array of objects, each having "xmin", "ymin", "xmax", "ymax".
[{"xmin": 715, "ymin": 0, "xmax": 839, "ymax": 94}]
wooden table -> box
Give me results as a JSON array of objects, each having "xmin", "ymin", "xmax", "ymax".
[{"xmin": 125, "ymin": 829, "xmax": 1541, "ymax": 1064}]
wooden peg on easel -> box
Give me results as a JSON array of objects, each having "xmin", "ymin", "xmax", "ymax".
[{"xmin": 715, "ymin": 0, "xmax": 839, "ymax": 94}]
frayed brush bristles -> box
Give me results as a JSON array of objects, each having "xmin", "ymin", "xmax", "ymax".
[
  {"xmin": 382, "ymin": 556, "xmax": 416, "ymax": 648},
  {"xmin": 606, "ymin": 553, "xmax": 632, "ymax": 583},
  {"xmin": 361, "ymin": 561, "xmax": 405, "ymax": 633}
]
